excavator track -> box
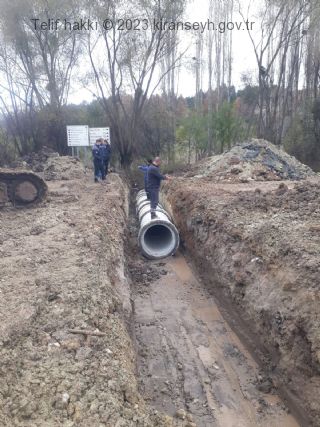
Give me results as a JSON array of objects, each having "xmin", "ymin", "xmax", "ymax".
[{"xmin": 0, "ymin": 170, "xmax": 48, "ymax": 208}]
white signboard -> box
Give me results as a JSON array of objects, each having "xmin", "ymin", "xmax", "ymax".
[
  {"xmin": 89, "ymin": 127, "xmax": 110, "ymax": 145},
  {"xmin": 67, "ymin": 125, "xmax": 89, "ymax": 147}
]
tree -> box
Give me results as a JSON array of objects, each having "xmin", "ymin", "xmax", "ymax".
[
  {"xmin": 238, "ymin": 0, "xmax": 309, "ymax": 144},
  {"xmin": 160, "ymin": 0, "xmax": 186, "ymax": 162},
  {"xmin": 213, "ymin": 101, "xmax": 244, "ymax": 153},
  {"xmin": 283, "ymin": 102, "xmax": 320, "ymax": 171},
  {"xmin": 176, "ymin": 112, "xmax": 208, "ymax": 161},
  {"xmin": 0, "ymin": 0, "xmax": 82, "ymax": 153},
  {"xmin": 87, "ymin": 0, "xmax": 186, "ymax": 167}
]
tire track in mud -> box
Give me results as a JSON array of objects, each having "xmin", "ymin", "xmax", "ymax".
[{"xmin": 129, "ymin": 251, "xmax": 300, "ymax": 427}]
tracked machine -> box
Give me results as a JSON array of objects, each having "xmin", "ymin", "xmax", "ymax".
[{"xmin": 0, "ymin": 169, "xmax": 48, "ymax": 208}]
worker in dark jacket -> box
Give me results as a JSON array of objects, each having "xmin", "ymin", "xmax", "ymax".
[
  {"xmin": 147, "ymin": 157, "xmax": 172, "ymax": 219},
  {"xmin": 92, "ymin": 139, "xmax": 104, "ymax": 182},
  {"xmin": 101, "ymin": 139, "xmax": 112, "ymax": 176},
  {"xmin": 138, "ymin": 159, "xmax": 152, "ymax": 199}
]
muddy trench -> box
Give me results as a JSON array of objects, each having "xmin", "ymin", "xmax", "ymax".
[{"xmin": 125, "ymin": 187, "xmax": 302, "ymax": 427}]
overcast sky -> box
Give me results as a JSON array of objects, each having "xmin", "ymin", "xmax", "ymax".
[
  {"xmin": 68, "ymin": 0, "xmax": 260, "ymax": 103},
  {"xmin": 176, "ymin": 0, "xmax": 260, "ymax": 95}
]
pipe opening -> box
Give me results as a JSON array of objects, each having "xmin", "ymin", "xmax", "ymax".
[{"xmin": 141, "ymin": 224, "xmax": 176, "ymax": 258}]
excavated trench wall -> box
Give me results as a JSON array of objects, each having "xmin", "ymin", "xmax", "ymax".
[
  {"xmin": 162, "ymin": 180, "xmax": 320, "ymax": 427},
  {"xmin": 0, "ymin": 171, "xmax": 173, "ymax": 427}
]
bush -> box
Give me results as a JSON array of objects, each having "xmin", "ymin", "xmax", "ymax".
[
  {"xmin": 0, "ymin": 130, "xmax": 17, "ymax": 166},
  {"xmin": 284, "ymin": 105, "xmax": 320, "ymax": 171}
]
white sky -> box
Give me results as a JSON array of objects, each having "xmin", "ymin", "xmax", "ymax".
[
  {"xmin": 68, "ymin": 0, "xmax": 261, "ymax": 103},
  {"xmin": 175, "ymin": 0, "xmax": 259, "ymax": 95}
]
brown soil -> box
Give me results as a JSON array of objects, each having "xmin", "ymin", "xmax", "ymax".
[
  {"xmin": 1, "ymin": 148, "xmax": 319, "ymax": 427},
  {"xmin": 130, "ymin": 251, "xmax": 300, "ymax": 427},
  {"xmin": 162, "ymin": 177, "xmax": 320, "ymax": 426},
  {"xmin": 187, "ymin": 139, "xmax": 315, "ymax": 182},
  {"xmin": 0, "ymin": 170, "xmax": 171, "ymax": 427},
  {"xmin": 43, "ymin": 156, "xmax": 86, "ymax": 181}
]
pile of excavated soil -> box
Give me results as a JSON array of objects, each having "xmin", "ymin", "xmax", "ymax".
[
  {"xmin": 8, "ymin": 148, "xmax": 59, "ymax": 172},
  {"xmin": 22, "ymin": 147, "xmax": 60, "ymax": 172},
  {"xmin": 0, "ymin": 174, "xmax": 173, "ymax": 427},
  {"xmin": 44, "ymin": 156, "xmax": 86, "ymax": 181},
  {"xmin": 187, "ymin": 139, "xmax": 315, "ymax": 182},
  {"xmin": 163, "ymin": 177, "xmax": 320, "ymax": 426}
]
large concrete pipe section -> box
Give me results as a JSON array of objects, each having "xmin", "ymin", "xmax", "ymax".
[{"xmin": 136, "ymin": 190, "xmax": 179, "ymax": 259}]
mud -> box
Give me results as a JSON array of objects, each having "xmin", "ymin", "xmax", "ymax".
[
  {"xmin": 163, "ymin": 177, "xmax": 320, "ymax": 426},
  {"xmin": 128, "ymin": 197, "xmax": 301, "ymax": 427},
  {"xmin": 0, "ymin": 169, "xmax": 171, "ymax": 427},
  {"xmin": 130, "ymin": 252, "xmax": 300, "ymax": 427},
  {"xmin": 1, "ymin": 152, "xmax": 318, "ymax": 427}
]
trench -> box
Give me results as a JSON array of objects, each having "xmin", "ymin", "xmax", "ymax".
[{"xmin": 126, "ymin": 188, "xmax": 301, "ymax": 427}]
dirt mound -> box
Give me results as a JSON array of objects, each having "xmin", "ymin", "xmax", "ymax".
[
  {"xmin": 188, "ymin": 139, "xmax": 315, "ymax": 182},
  {"xmin": 44, "ymin": 156, "xmax": 86, "ymax": 181},
  {"xmin": 8, "ymin": 148, "xmax": 59, "ymax": 172},
  {"xmin": 22, "ymin": 147, "xmax": 60, "ymax": 172},
  {"xmin": 163, "ymin": 177, "xmax": 320, "ymax": 426}
]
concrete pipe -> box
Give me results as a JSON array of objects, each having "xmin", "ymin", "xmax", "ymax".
[{"xmin": 136, "ymin": 190, "xmax": 179, "ymax": 259}]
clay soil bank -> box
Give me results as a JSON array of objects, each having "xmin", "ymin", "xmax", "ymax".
[
  {"xmin": 163, "ymin": 177, "xmax": 320, "ymax": 426},
  {"xmin": 0, "ymin": 172, "xmax": 172, "ymax": 427}
]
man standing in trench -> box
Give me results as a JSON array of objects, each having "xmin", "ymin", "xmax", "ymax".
[
  {"xmin": 138, "ymin": 159, "xmax": 152, "ymax": 199},
  {"xmin": 147, "ymin": 157, "xmax": 172, "ymax": 219}
]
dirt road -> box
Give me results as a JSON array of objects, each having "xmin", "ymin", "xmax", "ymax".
[{"xmin": 131, "ymin": 252, "xmax": 299, "ymax": 427}]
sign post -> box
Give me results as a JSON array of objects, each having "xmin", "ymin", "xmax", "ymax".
[
  {"xmin": 67, "ymin": 125, "xmax": 90, "ymax": 148},
  {"xmin": 66, "ymin": 126, "xmax": 110, "ymax": 162},
  {"xmin": 89, "ymin": 128, "xmax": 110, "ymax": 145}
]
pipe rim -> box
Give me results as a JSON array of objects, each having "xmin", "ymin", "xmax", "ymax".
[{"xmin": 138, "ymin": 219, "xmax": 179, "ymax": 260}]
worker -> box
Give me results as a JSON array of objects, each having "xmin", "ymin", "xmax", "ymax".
[
  {"xmin": 92, "ymin": 139, "xmax": 104, "ymax": 182},
  {"xmin": 101, "ymin": 139, "xmax": 112, "ymax": 177},
  {"xmin": 147, "ymin": 156, "xmax": 172, "ymax": 219},
  {"xmin": 138, "ymin": 159, "xmax": 152, "ymax": 199}
]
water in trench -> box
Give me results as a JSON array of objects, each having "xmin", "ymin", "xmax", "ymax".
[{"xmin": 130, "ymin": 252, "xmax": 300, "ymax": 427}]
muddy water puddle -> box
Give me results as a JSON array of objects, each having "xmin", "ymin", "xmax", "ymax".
[{"xmin": 131, "ymin": 253, "xmax": 300, "ymax": 427}]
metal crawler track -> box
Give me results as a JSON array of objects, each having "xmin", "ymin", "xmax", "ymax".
[{"xmin": 0, "ymin": 170, "xmax": 48, "ymax": 208}]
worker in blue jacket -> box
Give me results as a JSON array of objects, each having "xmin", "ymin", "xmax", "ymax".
[
  {"xmin": 138, "ymin": 159, "xmax": 152, "ymax": 199},
  {"xmin": 147, "ymin": 157, "xmax": 172, "ymax": 219},
  {"xmin": 101, "ymin": 139, "xmax": 112, "ymax": 177},
  {"xmin": 92, "ymin": 139, "xmax": 104, "ymax": 182}
]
